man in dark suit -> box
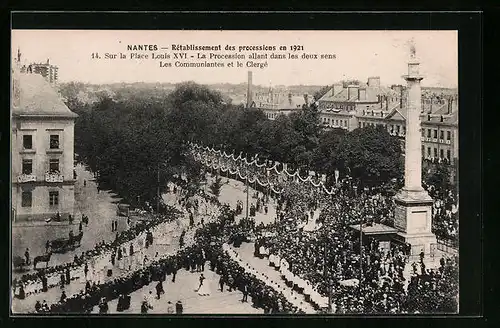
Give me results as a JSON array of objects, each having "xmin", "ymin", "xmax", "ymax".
[
  {"xmin": 175, "ymin": 300, "xmax": 183, "ymax": 314},
  {"xmin": 242, "ymin": 284, "xmax": 249, "ymax": 302},
  {"xmin": 219, "ymin": 276, "xmax": 225, "ymax": 292}
]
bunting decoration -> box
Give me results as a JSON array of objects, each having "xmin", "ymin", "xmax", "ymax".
[{"xmin": 188, "ymin": 142, "xmax": 339, "ymax": 196}]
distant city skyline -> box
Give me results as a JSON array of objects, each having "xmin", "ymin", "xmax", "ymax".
[{"xmin": 12, "ymin": 30, "xmax": 458, "ymax": 88}]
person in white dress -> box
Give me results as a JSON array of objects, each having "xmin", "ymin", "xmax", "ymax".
[
  {"xmin": 274, "ymin": 254, "xmax": 281, "ymax": 269},
  {"xmin": 197, "ymin": 274, "xmax": 211, "ymax": 296},
  {"xmin": 268, "ymin": 254, "xmax": 275, "ymax": 267}
]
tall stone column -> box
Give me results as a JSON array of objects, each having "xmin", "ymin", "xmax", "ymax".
[{"xmin": 394, "ymin": 42, "xmax": 436, "ymax": 256}]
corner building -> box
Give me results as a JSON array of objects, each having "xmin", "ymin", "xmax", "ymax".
[{"xmin": 11, "ymin": 61, "xmax": 77, "ymax": 222}]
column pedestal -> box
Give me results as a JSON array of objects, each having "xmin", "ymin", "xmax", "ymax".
[{"xmin": 394, "ymin": 188, "xmax": 436, "ymax": 256}]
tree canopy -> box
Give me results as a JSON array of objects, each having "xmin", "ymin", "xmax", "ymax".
[{"xmin": 69, "ymin": 82, "xmax": 404, "ymax": 207}]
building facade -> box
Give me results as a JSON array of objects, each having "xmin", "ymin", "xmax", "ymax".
[
  {"xmin": 316, "ymin": 77, "xmax": 458, "ymax": 162},
  {"xmin": 12, "ymin": 55, "xmax": 77, "ymax": 222},
  {"xmin": 254, "ymin": 88, "xmax": 310, "ymax": 120},
  {"xmin": 21, "ymin": 58, "xmax": 59, "ymax": 85}
]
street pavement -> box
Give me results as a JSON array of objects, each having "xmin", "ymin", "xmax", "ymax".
[{"xmin": 207, "ymin": 175, "xmax": 277, "ymax": 226}]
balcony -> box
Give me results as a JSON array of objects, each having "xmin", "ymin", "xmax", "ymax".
[
  {"xmin": 46, "ymin": 148, "xmax": 63, "ymax": 154},
  {"xmin": 17, "ymin": 173, "xmax": 37, "ymax": 183},
  {"xmin": 20, "ymin": 148, "xmax": 36, "ymax": 154},
  {"xmin": 45, "ymin": 172, "xmax": 64, "ymax": 183}
]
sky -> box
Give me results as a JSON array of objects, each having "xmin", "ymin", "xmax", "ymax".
[{"xmin": 12, "ymin": 30, "xmax": 458, "ymax": 88}]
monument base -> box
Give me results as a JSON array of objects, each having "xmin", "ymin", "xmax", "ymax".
[
  {"xmin": 394, "ymin": 188, "xmax": 436, "ymax": 256},
  {"xmin": 396, "ymin": 231, "xmax": 437, "ymax": 256}
]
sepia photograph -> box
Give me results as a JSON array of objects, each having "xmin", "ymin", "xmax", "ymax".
[{"xmin": 10, "ymin": 29, "xmax": 459, "ymax": 315}]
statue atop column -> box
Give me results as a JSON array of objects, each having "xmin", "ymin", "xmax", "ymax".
[{"xmin": 409, "ymin": 38, "xmax": 416, "ymax": 59}]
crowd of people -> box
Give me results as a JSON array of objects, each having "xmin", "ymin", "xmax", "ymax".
[
  {"xmin": 193, "ymin": 146, "xmax": 459, "ymax": 314},
  {"xmin": 16, "ymin": 146, "xmax": 459, "ymax": 315},
  {"xmin": 28, "ymin": 194, "xmax": 302, "ymax": 314},
  {"xmin": 12, "ymin": 205, "xmax": 183, "ymax": 301}
]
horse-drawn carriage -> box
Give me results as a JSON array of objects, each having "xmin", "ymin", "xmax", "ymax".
[{"xmin": 49, "ymin": 231, "xmax": 84, "ymax": 254}]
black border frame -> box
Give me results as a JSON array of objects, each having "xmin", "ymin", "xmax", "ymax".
[{"xmin": 2, "ymin": 10, "xmax": 485, "ymax": 328}]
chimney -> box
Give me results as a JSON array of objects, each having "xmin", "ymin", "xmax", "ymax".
[
  {"xmin": 430, "ymin": 96, "xmax": 433, "ymax": 113},
  {"xmin": 247, "ymin": 71, "xmax": 253, "ymax": 108},
  {"xmin": 347, "ymin": 85, "xmax": 359, "ymax": 100},
  {"xmin": 367, "ymin": 76, "xmax": 381, "ymax": 87},
  {"xmin": 358, "ymin": 87, "xmax": 366, "ymax": 101},
  {"xmin": 332, "ymin": 84, "xmax": 343, "ymax": 96},
  {"xmin": 47, "ymin": 58, "xmax": 50, "ymax": 65},
  {"xmin": 385, "ymin": 95, "xmax": 388, "ymax": 111}
]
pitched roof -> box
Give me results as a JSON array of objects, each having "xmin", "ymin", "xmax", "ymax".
[
  {"xmin": 320, "ymin": 84, "xmax": 398, "ymax": 103},
  {"xmin": 257, "ymin": 95, "xmax": 306, "ymax": 110},
  {"xmin": 444, "ymin": 110, "xmax": 458, "ymax": 124},
  {"xmin": 384, "ymin": 104, "xmax": 407, "ymax": 121},
  {"xmin": 430, "ymin": 103, "xmax": 450, "ymax": 116},
  {"xmin": 12, "ymin": 73, "xmax": 77, "ymax": 118}
]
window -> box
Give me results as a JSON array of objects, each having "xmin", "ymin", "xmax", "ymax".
[
  {"xmin": 391, "ymin": 125, "xmax": 394, "ymax": 133},
  {"xmin": 22, "ymin": 191, "xmax": 32, "ymax": 207},
  {"xmin": 49, "ymin": 159, "xmax": 59, "ymax": 173},
  {"xmin": 359, "ymin": 122, "xmax": 362, "ymax": 128},
  {"xmin": 433, "ymin": 130, "xmax": 438, "ymax": 139},
  {"xmin": 403, "ymin": 126, "xmax": 406, "ymax": 135},
  {"xmin": 427, "ymin": 129, "xmax": 431, "ymax": 138},
  {"xmin": 22, "ymin": 159, "xmax": 33, "ymax": 174},
  {"xmin": 434, "ymin": 148, "xmax": 438, "ymax": 158},
  {"xmin": 447, "ymin": 150, "xmax": 451, "ymax": 160},
  {"xmin": 396, "ymin": 125, "xmax": 400, "ymax": 134},
  {"xmin": 421, "ymin": 128, "xmax": 425, "ymax": 137},
  {"xmin": 344, "ymin": 120, "xmax": 347, "ymax": 127},
  {"xmin": 23, "ymin": 135, "xmax": 32, "ymax": 149},
  {"xmin": 49, "ymin": 191, "xmax": 59, "ymax": 206},
  {"xmin": 49, "ymin": 135, "xmax": 60, "ymax": 149},
  {"xmin": 440, "ymin": 149, "xmax": 444, "ymax": 158},
  {"xmin": 440, "ymin": 131, "xmax": 444, "ymax": 140},
  {"xmin": 427, "ymin": 147, "xmax": 431, "ymax": 157},
  {"xmin": 447, "ymin": 131, "xmax": 451, "ymax": 140},
  {"xmin": 335, "ymin": 119, "xmax": 339, "ymax": 126},
  {"xmin": 422, "ymin": 145, "xmax": 425, "ymax": 154}
]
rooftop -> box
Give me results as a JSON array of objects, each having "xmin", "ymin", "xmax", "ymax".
[
  {"xmin": 350, "ymin": 223, "xmax": 398, "ymax": 235},
  {"xmin": 319, "ymin": 84, "xmax": 397, "ymax": 103},
  {"xmin": 257, "ymin": 95, "xmax": 306, "ymax": 110},
  {"xmin": 12, "ymin": 73, "xmax": 77, "ymax": 118}
]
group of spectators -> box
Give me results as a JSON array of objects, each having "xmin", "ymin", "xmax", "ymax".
[
  {"xmin": 192, "ymin": 148, "xmax": 459, "ymax": 314},
  {"xmin": 27, "ymin": 181, "xmax": 304, "ymax": 314},
  {"xmin": 12, "ymin": 205, "xmax": 182, "ymax": 301}
]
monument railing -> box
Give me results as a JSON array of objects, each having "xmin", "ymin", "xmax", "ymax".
[{"xmin": 436, "ymin": 237, "xmax": 458, "ymax": 255}]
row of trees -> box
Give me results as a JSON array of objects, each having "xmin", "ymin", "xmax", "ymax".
[{"xmin": 67, "ymin": 82, "xmax": 407, "ymax": 206}]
